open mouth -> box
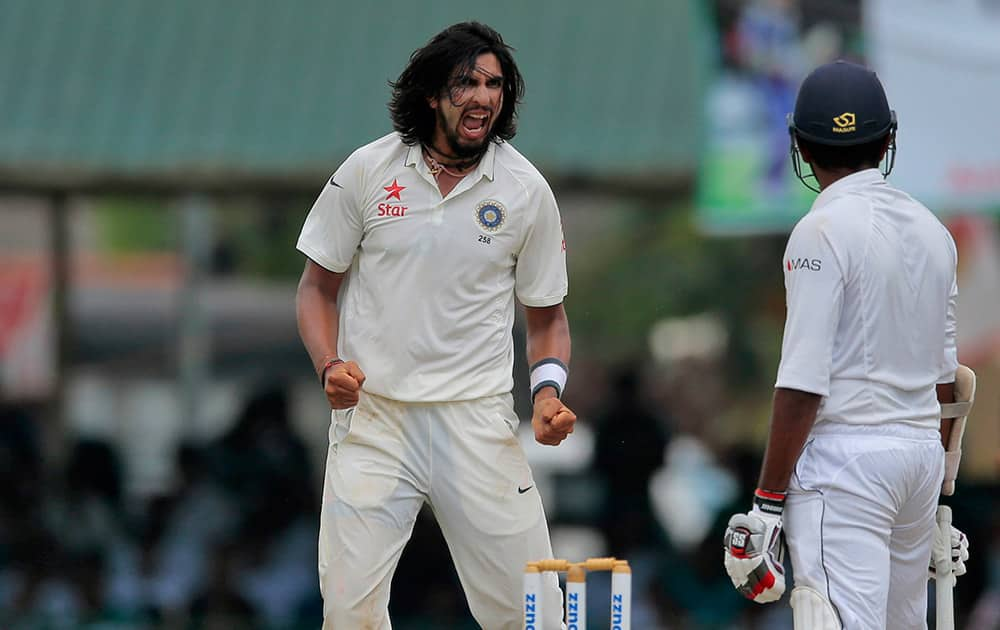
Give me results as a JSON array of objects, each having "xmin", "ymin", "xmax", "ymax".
[{"xmin": 461, "ymin": 112, "xmax": 489, "ymax": 139}]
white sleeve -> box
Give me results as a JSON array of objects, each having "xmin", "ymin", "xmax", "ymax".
[
  {"xmin": 295, "ymin": 153, "xmax": 365, "ymax": 273},
  {"xmin": 939, "ymin": 239, "xmax": 959, "ymax": 383},
  {"xmin": 515, "ymin": 179, "xmax": 568, "ymax": 307},
  {"xmin": 775, "ymin": 214, "xmax": 849, "ymax": 396}
]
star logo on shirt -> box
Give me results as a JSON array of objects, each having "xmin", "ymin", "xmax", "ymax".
[{"xmin": 383, "ymin": 178, "xmax": 406, "ymax": 201}]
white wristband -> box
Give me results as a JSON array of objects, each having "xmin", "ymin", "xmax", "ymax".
[{"xmin": 530, "ymin": 358, "xmax": 568, "ymax": 402}]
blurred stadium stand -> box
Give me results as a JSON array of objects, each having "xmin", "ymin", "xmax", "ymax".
[
  {"xmin": 0, "ymin": 0, "xmax": 706, "ymax": 195},
  {"xmin": 0, "ymin": 2, "xmax": 715, "ymax": 628},
  {"xmin": 3, "ymin": 1, "xmax": 999, "ymax": 629}
]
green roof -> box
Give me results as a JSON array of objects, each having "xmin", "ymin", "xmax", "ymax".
[{"xmin": 0, "ymin": 0, "xmax": 710, "ymax": 193}]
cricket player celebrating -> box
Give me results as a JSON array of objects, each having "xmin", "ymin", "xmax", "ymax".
[
  {"xmin": 722, "ymin": 60, "xmax": 971, "ymax": 629},
  {"xmin": 295, "ymin": 22, "xmax": 574, "ymax": 629}
]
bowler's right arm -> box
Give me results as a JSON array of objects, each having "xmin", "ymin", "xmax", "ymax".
[{"xmin": 296, "ymin": 260, "xmax": 364, "ymax": 408}]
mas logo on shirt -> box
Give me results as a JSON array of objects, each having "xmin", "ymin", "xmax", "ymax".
[
  {"xmin": 475, "ymin": 199, "xmax": 506, "ymax": 233},
  {"xmin": 786, "ymin": 257, "xmax": 822, "ymax": 271}
]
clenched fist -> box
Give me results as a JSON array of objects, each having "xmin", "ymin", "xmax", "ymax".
[
  {"xmin": 323, "ymin": 360, "xmax": 366, "ymax": 409},
  {"xmin": 531, "ymin": 396, "xmax": 576, "ymax": 446}
]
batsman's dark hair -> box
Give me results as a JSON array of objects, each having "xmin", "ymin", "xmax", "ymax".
[
  {"xmin": 388, "ymin": 21, "xmax": 524, "ymax": 147},
  {"xmin": 796, "ymin": 134, "xmax": 889, "ymax": 171}
]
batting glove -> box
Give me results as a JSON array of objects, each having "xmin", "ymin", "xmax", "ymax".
[
  {"xmin": 723, "ymin": 488, "xmax": 787, "ymax": 603},
  {"xmin": 929, "ymin": 523, "xmax": 969, "ymax": 580}
]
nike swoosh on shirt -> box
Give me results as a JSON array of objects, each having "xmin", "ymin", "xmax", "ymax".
[
  {"xmin": 518, "ymin": 485, "xmax": 533, "ymax": 494},
  {"xmin": 329, "ymin": 176, "xmax": 342, "ymax": 188}
]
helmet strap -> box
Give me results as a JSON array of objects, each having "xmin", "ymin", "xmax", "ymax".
[
  {"xmin": 789, "ymin": 136, "xmax": 820, "ymax": 194},
  {"xmin": 881, "ymin": 132, "xmax": 897, "ymax": 179}
]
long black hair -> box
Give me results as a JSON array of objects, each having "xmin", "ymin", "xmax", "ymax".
[{"xmin": 388, "ymin": 22, "xmax": 524, "ymax": 147}]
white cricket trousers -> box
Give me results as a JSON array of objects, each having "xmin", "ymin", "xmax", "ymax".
[
  {"xmin": 784, "ymin": 424, "xmax": 945, "ymax": 630},
  {"xmin": 317, "ymin": 392, "xmax": 563, "ymax": 629}
]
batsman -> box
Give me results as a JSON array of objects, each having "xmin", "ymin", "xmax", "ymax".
[{"xmin": 722, "ymin": 60, "xmax": 972, "ymax": 629}]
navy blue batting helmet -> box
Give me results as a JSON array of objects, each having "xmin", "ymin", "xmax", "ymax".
[
  {"xmin": 787, "ymin": 60, "xmax": 898, "ymax": 191},
  {"xmin": 790, "ymin": 60, "xmax": 896, "ymax": 146}
]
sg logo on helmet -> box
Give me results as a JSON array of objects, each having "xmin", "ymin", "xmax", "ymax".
[{"xmin": 832, "ymin": 112, "xmax": 857, "ymax": 133}]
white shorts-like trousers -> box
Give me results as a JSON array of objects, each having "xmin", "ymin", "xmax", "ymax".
[
  {"xmin": 318, "ymin": 392, "xmax": 563, "ymax": 629},
  {"xmin": 784, "ymin": 424, "xmax": 945, "ymax": 630}
]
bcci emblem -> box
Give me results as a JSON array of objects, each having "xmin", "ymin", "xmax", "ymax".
[{"xmin": 475, "ymin": 200, "xmax": 506, "ymax": 233}]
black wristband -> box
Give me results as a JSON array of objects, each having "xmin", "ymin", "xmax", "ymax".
[{"xmin": 753, "ymin": 488, "xmax": 786, "ymax": 517}]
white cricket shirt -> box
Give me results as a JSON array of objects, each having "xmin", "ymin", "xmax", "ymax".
[
  {"xmin": 297, "ymin": 133, "xmax": 568, "ymax": 402},
  {"xmin": 776, "ymin": 169, "xmax": 958, "ymax": 429}
]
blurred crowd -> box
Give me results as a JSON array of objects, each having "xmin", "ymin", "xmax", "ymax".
[
  {"xmin": 1, "ymin": 388, "xmax": 320, "ymax": 630},
  {"xmin": 3, "ymin": 361, "xmax": 998, "ymax": 629},
  {"xmin": 2, "ymin": 1, "xmax": 999, "ymax": 628}
]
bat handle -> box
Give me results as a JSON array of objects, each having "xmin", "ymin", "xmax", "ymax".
[{"xmin": 935, "ymin": 505, "xmax": 955, "ymax": 630}]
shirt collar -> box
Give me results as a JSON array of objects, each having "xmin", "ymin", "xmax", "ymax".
[
  {"xmin": 405, "ymin": 141, "xmax": 498, "ymax": 182},
  {"xmin": 477, "ymin": 141, "xmax": 497, "ymax": 181},
  {"xmin": 404, "ymin": 143, "xmax": 422, "ymax": 169},
  {"xmin": 812, "ymin": 168, "xmax": 885, "ymax": 209}
]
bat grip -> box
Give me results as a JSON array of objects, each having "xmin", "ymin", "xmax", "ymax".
[{"xmin": 935, "ymin": 505, "xmax": 955, "ymax": 630}]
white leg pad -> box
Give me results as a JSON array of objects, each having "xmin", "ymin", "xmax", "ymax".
[{"xmin": 791, "ymin": 586, "xmax": 841, "ymax": 630}]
